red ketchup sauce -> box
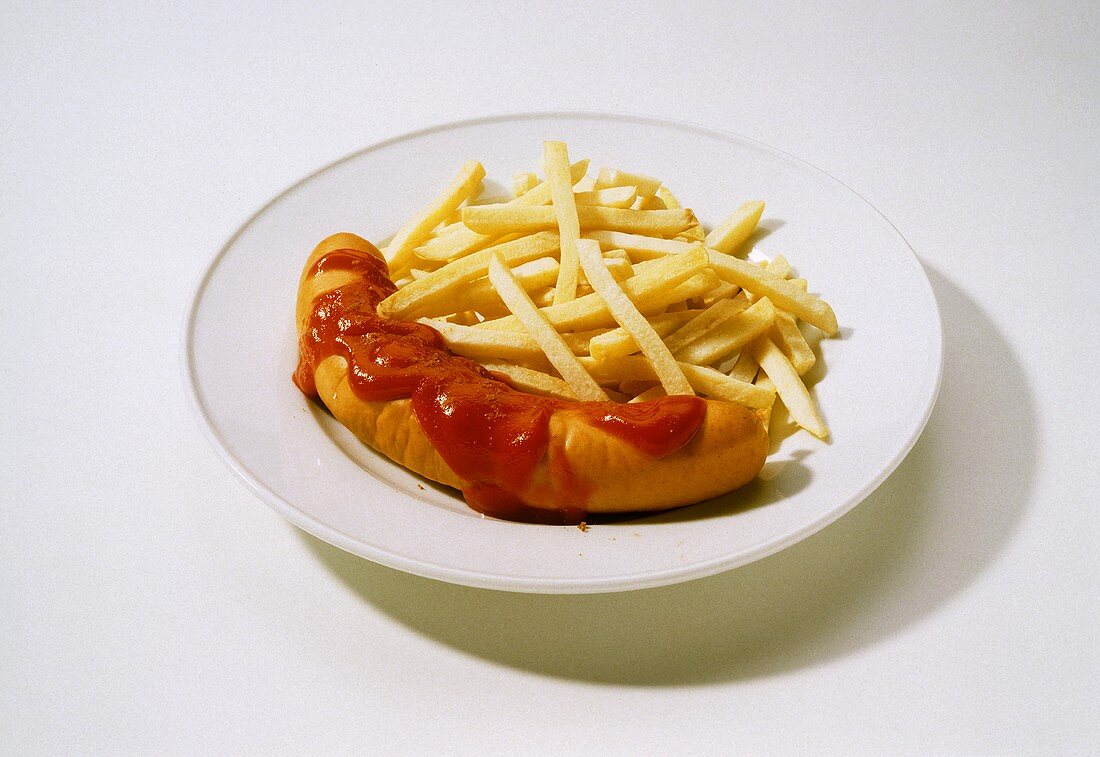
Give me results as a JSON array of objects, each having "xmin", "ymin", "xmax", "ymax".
[{"xmin": 294, "ymin": 244, "xmax": 707, "ymax": 524}]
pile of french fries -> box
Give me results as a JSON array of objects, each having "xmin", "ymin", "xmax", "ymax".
[{"xmin": 377, "ymin": 142, "xmax": 836, "ymax": 439}]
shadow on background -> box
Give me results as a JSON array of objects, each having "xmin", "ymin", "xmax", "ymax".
[{"xmin": 301, "ymin": 265, "xmax": 1035, "ymax": 684}]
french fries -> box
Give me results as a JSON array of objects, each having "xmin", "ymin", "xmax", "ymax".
[
  {"xmin": 574, "ymin": 186, "xmax": 638, "ymax": 208},
  {"xmin": 373, "ymin": 141, "xmax": 838, "ymax": 442},
  {"xmin": 475, "ymin": 246, "xmax": 709, "ymax": 333},
  {"xmin": 487, "ymin": 253, "xmax": 607, "ymax": 402},
  {"xmin": 415, "ymin": 160, "xmax": 589, "ymax": 262},
  {"xmin": 577, "ymin": 239, "xmax": 693, "ymax": 396},
  {"xmin": 378, "ymin": 232, "xmax": 560, "ymax": 320},
  {"xmin": 462, "ymin": 205, "xmax": 696, "ymax": 236},
  {"xmin": 588, "ymin": 310, "xmax": 698, "ymax": 362},
  {"xmin": 385, "ymin": 160, "xmax": 486, "ymax": 274},
  {"xmin": 672, "ymin": 298, "xmax": 777, "ymax": 366},
  {"xmin": 480, "ymin": 361, "xmax": 578, "ymax": 401},
  {"xmin": 595, "ymin": 167, "xmax": 662, "ymax": 197},
  {"xmin": 707, "ymin": 251, "xmax": 839, "ymax": 335},
  {"xmin": 513, "ymin": 172, "xmax": 538, "ymax": 197}
]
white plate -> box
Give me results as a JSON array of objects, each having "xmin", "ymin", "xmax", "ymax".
[{"xmin": 183, "ymin": 112, "xmax": 942, "ymax": 594}]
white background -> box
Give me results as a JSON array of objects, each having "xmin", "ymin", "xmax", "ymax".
[{"xmin": 2, "ymin": 1, "xmax": 1097, "ymax": 754}]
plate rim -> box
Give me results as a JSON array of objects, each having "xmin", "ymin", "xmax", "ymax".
[{"xmin": 181, "ymin": 110, "xmax": 944, "ymax": 594}]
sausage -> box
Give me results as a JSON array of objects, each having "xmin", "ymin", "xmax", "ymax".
[{"xmin": 294, "ymin": 232, "xmax": 768, "ymax": 523}]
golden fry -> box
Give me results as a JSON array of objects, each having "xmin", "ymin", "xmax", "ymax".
[
  {"xmin": 544, "ymin": 141, "xmax": 583, "ymax": 304},
  {"xmin": 480, "ymin": 361, "xmax": 578, "ymax": 401},
  {"xmin": 705, "ymin": 200, "xmax": 765, "ymax": 254},
  {"xmin": 594, "ymin": 167, "xmax": 662, "ymax": 196},
  {"xmin": 385, "ymin": 160, "xmax": 486, "ymax": 273},
  {"xmin": 753, "ymin": 336, "xmax": 828, "ymax": 438},
  {"xmin": 573, "ymin": 186, "xmax": 638, "ymax": 208}
]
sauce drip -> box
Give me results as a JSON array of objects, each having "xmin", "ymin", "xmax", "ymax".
[{"xmin": 294, "ymin": 243, "xmax": 707, "ymax": 523}]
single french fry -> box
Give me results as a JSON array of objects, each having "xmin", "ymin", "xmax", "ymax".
[
  {"xmin": 655, "ymin": 186, "xmax": 681, "ymax": 208},
  {"xmin": 602, "ymin": 256, "xmax": 633, "ymax": 282},
  {"xmin": 415, "ymin": 160, "xmax": 588, "ymax": 262},
  {"xmin": 529, "ymin": 287, "xmax": 555, "ymax": 309},
  {"xmin": 574, "ymin": 186, "xmax": 638, "ymax": 208},
  {"xmin": 577, "ymin": 239, "xmax": 693, "ymax": 396},
  {"xmin": 543, "ymin": 141, "xmax": 583, "ymax": 304},
  {"xmin": 513, "ymin": 172, "xmax": 538, "ymax": 197},
  {"xmin": 753, "ymin": 337, "xmax": 828, "ymax": 438},
  {"xmin": 594, "ymin": 167, "xmax": 662, "ymax": 197},
  {"xmin": 413, "ymin": 226, "xmax": 497, "ymax": 263},
  {"xmin": 378, "ymin": 232, "xmax": 560, "ymax": 320},
  {"xmin": 642, "ymin": 271, "xmax": 720, "ymax": 314},
  {"xmin": 420, "ymin": 219, "xmax": 467, "ymax": 243},
  {"xmin": 461, "ymin": 205, "xmax": 696, "ymax": 236},
  {"xmin": 763, "ymin": 254, "xmax": 792, "ymax": 278},
  {"xmin": 480, "ymin": 361, "xmax": 578, "ymax": 401},
  {"xmin": 602, "ymin": 247, "xmax": 629, "ymax": 261},
  {"xmin": 707, "ymin": 251, "xmax": 838, "ymax": 335},
  {"xmin": 487, "ymin": 253, "xmax": 607, "ymax": 401},
  {"xmin": 631, "ymin": 194, "xmax": 667, "ymax": 210},
  {"xmin": 658, "ymin": 186, "xmax": 706, "ymax": 242},
  {"xmin": 771, "ymin": 311, "xmax": 816, "ymax": 375},
  {"xmin": 679, "ymin": 227, "xmax": 707, "ymax": 243},
  {"xmin": 673, "ymin": 297, "xmax": 777, "ymax": 366},
  {"xmin": 704, "ymin": 200, "xmax": 765, "ymax": 254},
  {"xmin": 584, "ymin": 230, "xmax": 696, "ymax": 260},
  {"xmin": 755, "ymin": 373, "xmax": 775, "ymax": 431},
  {"xmin": 421, "ymin": 318, "xmax": 544, "ymax": 363},
  {"xmin": 628, "ymin": 385, "xmax": 667, "ymax": 403},
  {"xmin": 442, "ymin": 178, "xmax": 484, "ymax": 224},
  {"xmin": 385, "ymin": 160, "xmax": 486, "ymax": 273},
  {"xmin": 587, "ymin": 310, "xmax": 699, "ymax": 362},
  {"xmin": 573, "ymin": 174, "xmax": 597, "ymax": 192},
  {"xmin": 679, "ymin": 363, "xmax": 775, "ymax": 408}
]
